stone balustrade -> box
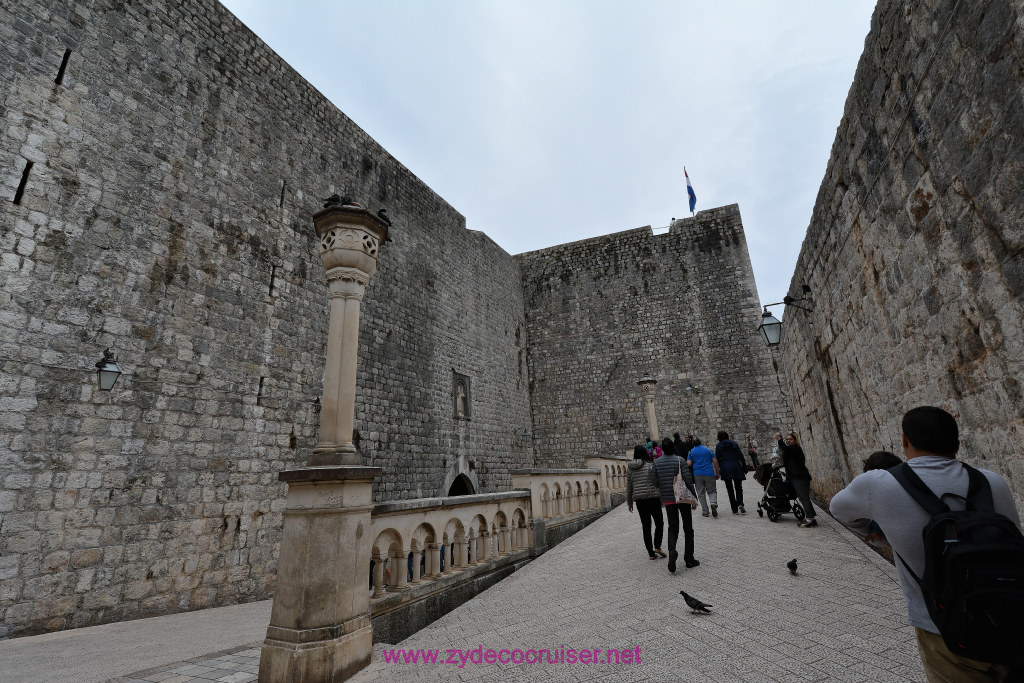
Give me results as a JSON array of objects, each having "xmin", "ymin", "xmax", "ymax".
[
  {"xmin": 368, "ymin": 490, "xmax": 532, "ymax": 598},
  {"xmin": 585, "ymin": 456, "xmax": 629, "ymax": 506},
  {"xmin": 509, "ymin": 468, "xmax": 605, "ymax": 520}
]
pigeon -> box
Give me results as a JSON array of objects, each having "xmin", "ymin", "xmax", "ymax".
[
  {"xmin": 787, "ymin": 558, "xmax": 798, "ymax": 575},
  {"xmin": 679, "ymin": 591, "xmax": 712, "ymax": 614},
  {"xmin": 377, "ymin": 208, "xmax": 392, "ymax": 226}
]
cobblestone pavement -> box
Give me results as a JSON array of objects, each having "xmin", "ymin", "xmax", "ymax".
[
  {"xmin": 108, "ymin": 499, "xmax": 923, "ymax": 683},
  {"xmin": 110, "ymin": 646, "xmax": 261, "ymax": 683}
]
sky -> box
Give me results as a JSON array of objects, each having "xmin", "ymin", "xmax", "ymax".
[{"xmin": 219, "ymin": 0, "xmax": 877, "ymax": 312}]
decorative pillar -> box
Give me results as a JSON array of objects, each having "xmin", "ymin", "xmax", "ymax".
[
  {"xmin": 390, "ymin": 548, "xmax": 408, "ymax": 590},
  {"xmin": 309, "ymin": 197, "xmax": 390, "ymax": 467},
  {"xmin": 259, "ymin": 197, "xmax": 390, "ymax": 683},
  {"xmin": 500, "ymin": 525, "xmax": 510, "ymax": 554},
  {"xmin": 372, "ymin": 550, "xmax": 385, "ymax": 597},
  {"xmin": 453, "ymin": 536, "xmax": 465, "ymax": 569},
  {"xmin": 638, "ymin": 375, "xmax": 659, "ymax": 442},
  {"xmin": 428, "ymin": 542, "xmax": 441, "ymax": 578},
  {"xmin": 467, "ymin": 529, "xmax": 479, "ymax": 566},
  {"xmin": 410, "ymin": 548, "xmax": 422, "ymax": 585}
]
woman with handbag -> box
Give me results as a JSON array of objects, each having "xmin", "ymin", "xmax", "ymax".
[
  {"xmin": 650, "ymin": 437, "xmax": 700, "ymax": 572},
  {"xmin": 627, "ymin": 444, "xmax": 667, "ymax": 560}
]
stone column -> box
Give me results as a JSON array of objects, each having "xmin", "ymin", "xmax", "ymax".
[
  {"xmin": 258, "ymin": 466, "xmax": 381, "ymax": 683},
  {"xmin": 638, "ymin": 375, "xmax": 659, "ymax": 442},
  {"xmin": 467, "ymin": 529, "xmax": 478, "ymax": 566},
  {"xmin": 309, "ymin": 198, "xmax": 390, "ymax": 467},
  {"xmin": 390, "ymin": 548, "xmax": 408, "ymax": 590},
  {"xmin": 453, "ymin": 537, "xmax": 464, "ymax": 569},
  {"xmin": 372, "ymin": 550, "xmax": 385, "ymax": 597},
  {"xmin": 409, "ymin": 548, "xmax": 422, "ymax": 585},
  {"xmin": 478, "ymin": 530, "xmax": 489, "ymax": 562},
  {"xmin": 500, "ymin": 525, "xmax": 510, "ymax": 554},
  {"xmin": 427, "ymin": 542, "xmax": 441, "ymax": 578},
  {"xmin": 259, "ymin": 197, "xmax": 390, "ymax": 683}
]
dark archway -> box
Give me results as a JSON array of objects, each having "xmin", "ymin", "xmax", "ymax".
[{"xmin": 447, "ymin": 474, "xmax": 475, "ymax": 497}]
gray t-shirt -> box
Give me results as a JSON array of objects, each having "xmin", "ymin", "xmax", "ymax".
[{"xmin": 830, "ymin": 455, "xmax": 1021, "ymax": 632}]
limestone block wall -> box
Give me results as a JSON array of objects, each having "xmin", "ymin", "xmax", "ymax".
[
  {"xmin": 517, "ymin": 205, "xmax": 792, "ymax": 465},
  {"xmin": 0, "ymin": 0, "xmax": 531, "ymax": 637},
  {"xmin": 778, "ymin": 0, "xmax": 1024, "ymax": 512}
]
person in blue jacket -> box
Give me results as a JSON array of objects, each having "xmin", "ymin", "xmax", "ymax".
[{"xmin": 686, "ymin": 437, "xmax": 720, "ymax": 517}]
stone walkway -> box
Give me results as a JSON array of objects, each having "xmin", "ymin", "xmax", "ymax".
[{"xmin": 1, "ymin": 500, "xmax": 925, "ymax": 682}]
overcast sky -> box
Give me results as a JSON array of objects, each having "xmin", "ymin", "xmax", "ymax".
[{"xmin": 220, "ymin": 0, "xmax": 876, "ymax": 312}]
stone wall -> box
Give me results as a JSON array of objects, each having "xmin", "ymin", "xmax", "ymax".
[
  {"xmin": 778, "ymin": 0, "xmax": 1024, "ymax": 512},
  {"xmin": 518, "ymin": 206, "xmax": 792, "ymax": 465},
  {"xmin": 0, "ymin": 0, "xmax": 532, "ymax": 637}
]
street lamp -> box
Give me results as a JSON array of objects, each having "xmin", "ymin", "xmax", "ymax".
[
  {"xmin": 757, "ymin": 285, "xmax": 811, "ymax": 349},
  {"xmin": 95, "ymin": 348, "xmax": 121, "ymax": 391},
  {"xmin": 758, "ymin": 308, "xmax": 782, "ymax": 348}
]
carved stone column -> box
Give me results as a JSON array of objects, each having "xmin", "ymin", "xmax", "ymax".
[
  {"xmin": 309, "ymin": 198, "xmax": 390, "ymax": 466},
  {"xmin": 427, "ymin": 542, "xmax": 441, "ymax": 578},
  {"xmin": 638, "ymin": 375, "xmax": 659, "ymax": 442},
  {"xmin": 409, "ymin": 548, "xmax": 422, "ymax": 585},
  {"xmin": 372, "ymin": 550, "xmax": 385, "ymax": 597},
  {"xmin": 259, "ymin": 197, "xmax": 389, "ymax": 683}
]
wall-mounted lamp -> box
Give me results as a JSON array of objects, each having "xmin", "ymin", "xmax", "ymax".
[
  {"xmin": 758, "ymin": 285, "xmax": 812, "ymax": 349},
  {"xmin": 95, "ymin": 348, "xmax": 121, "ymax": 391},
  {"xmin": 684, "ymin": 383, "xmax": 694, "ymax": 397}
]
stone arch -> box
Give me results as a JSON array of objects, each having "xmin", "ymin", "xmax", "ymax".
[
  {"xmin": 442, "ymin": 455, "xmax": 479, "ymax": 497},
  {"xmin": 448, "ymin": 474, "xmax": 475, "ymax": 496},
  {"xmin": 413, "ymin": 522, "xmax": 436, "ymax": 547},
  {"xmin": 371, "ymin": 528, "xmax": 403, "ymax": 557}
]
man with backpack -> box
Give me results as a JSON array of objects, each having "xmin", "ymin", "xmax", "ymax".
[{"xmin": 830, "ymin": 406, "xmax": 1022, "ymax": 682}]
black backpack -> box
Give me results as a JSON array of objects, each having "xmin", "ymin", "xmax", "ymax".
[{"xmin": 889, "ymin": 462, "xmax": 1024, "ymax": 665}]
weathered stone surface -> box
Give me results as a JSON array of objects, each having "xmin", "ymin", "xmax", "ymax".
[
  {"xmin": 0, "ymin": 0, "xmax": 787, "ymax": 640},
  {"xmin": 778, "ymin": 0, "xmax": 1024, "ymax": 515},
  {"xmin": 518, "ymin": 205, "xmax": 792, "ymax": 464},
  {"xmin": 0, "ymin": 0, "xmax": 532, "ymax": 637}
]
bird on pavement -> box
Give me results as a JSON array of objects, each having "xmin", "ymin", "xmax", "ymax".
[
  {"xmin": 787, "ymin": 558, "xmax": 798, "ymax": 575},
  {"xmin": 680, "ymin": 591, "xmax": 712, "ymax": 614}
]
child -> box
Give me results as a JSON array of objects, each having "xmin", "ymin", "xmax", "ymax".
[{"xmin": 861, "ymin": 450, "xmax": 902, "ymax": 546}]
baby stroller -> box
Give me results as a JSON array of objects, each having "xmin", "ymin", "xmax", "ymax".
[{"xmin": 753, "ymin": 461, "xmax": 805, "ymax": 523}]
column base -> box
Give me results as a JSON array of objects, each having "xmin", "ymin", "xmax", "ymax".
[
  {"xmin": 259, "ymin": 620, "xmax": 372, "ymax": 683},
  {"xmin": 309, "ymin": 445, "xmax": 361, "ymax": 467}
]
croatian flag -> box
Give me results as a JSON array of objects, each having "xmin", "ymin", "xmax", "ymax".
[{"xmin": 685, "ymin": 167, "xmax": 697, "ymax": 213}]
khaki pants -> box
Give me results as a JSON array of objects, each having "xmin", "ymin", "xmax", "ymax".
[{"xmin": 915, "ymin": 628, "xmax": 1009, "ymax": 683}]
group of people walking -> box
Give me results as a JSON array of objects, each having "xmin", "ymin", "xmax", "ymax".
[
  {"xmin": 626, "ymin": 430, "xmax": 792, "ymax": 572},
  {"xmin": 626, "ymin": 407, "xmax": 1022, "ymax": 682},
  {"xmin": 626, "ymin": 428, "xmax": 822, "ymax": 572}
]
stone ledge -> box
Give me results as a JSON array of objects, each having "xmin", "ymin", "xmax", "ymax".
[
  {"xmin": 279, "ymin": 466, "xmax": 383, "ymax": 483},
  {"xmin": 509, "ymin": 468, "xmax": 600, "ymax": 475},
  {"xmin": 372, "ymin": 490, "xmax": 530, "ymax": 515}
]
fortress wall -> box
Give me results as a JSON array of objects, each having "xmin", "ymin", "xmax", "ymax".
[
  {"xmin": 0, "ymin": 0, "xmax": 531, "ymax": 637},
  {"xmin": 779, "ymin": 0, "xmax": 1024, "ymax": 510},
  {"xmin": 517, "ymin": 205, "xmax": 792, "ymax": 466}
]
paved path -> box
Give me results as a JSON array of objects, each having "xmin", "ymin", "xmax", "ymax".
[{"xmin": 1, "ymin": 501, "xmax": 925, "ymax": 682}]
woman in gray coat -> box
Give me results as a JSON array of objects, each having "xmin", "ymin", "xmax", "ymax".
[
  {"xmin": 650, "ymin": 437, "xmax": 700, "ymax": 572},
  {"xmin": 627, "ymin": 444, "xmax": 666, "ymax": 559}
]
